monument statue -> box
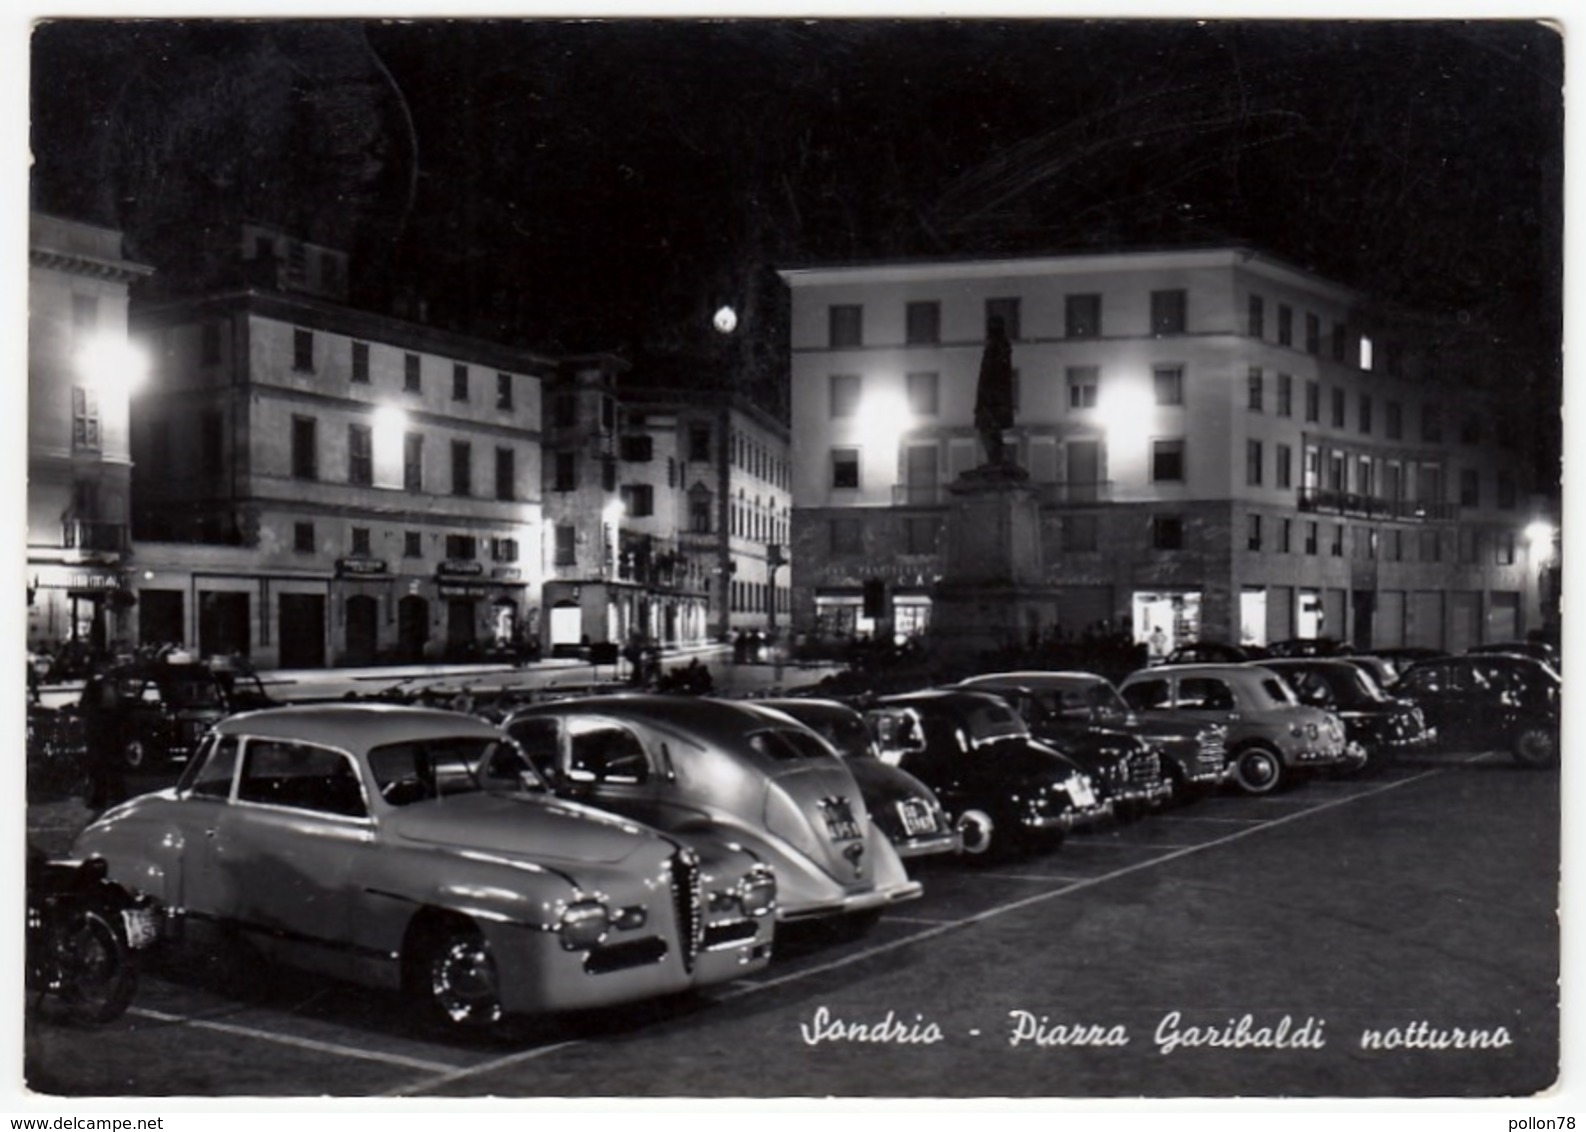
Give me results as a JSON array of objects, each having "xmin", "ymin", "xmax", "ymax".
[{"xmin": 974, "ymin": 315, "xmax": 1015, "ymax": 467}]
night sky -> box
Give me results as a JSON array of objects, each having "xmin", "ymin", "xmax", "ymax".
[{"xmin": 28, "ymin": 17, "xmax": 1564, "ymax": 471}]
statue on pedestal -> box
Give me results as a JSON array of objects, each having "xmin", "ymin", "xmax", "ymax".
[{"xmin": 974, "ymin": 315, "xmax": 1016, "ymax": 469}]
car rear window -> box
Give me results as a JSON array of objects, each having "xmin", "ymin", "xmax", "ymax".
[{"xmin": 749, "ymin": 728, "xmax": 837, "ymax": 762}]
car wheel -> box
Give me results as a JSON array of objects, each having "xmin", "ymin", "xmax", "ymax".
[
  {"xmin": 1511, "ymin": 724, "xmax": 1559, "ymax": 769},
  {"xmin": 418, "ymin": 923, "xmax": 504, "ymax": 1029},
  {"xmin": 1232, "ymin": 747, "xmax": 1285, "ymax": 795},
  {"xmin": 122, "ymin": 739, "xmax": 146, "ymax": 770},
  {"xmin": 954, "ymin": 808, "xmax": 999, "ymax": 859}
]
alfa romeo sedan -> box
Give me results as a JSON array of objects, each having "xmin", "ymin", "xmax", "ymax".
[
  {"xmin": 72, "ymin": 704, "xmax": 776, "ymax": 1030},
  {"xmin": 501, "ymin": 695, "xmax": 921, "ymax": 930},
  {"xmin": 750, "ymin": 697, "xmax": 961, "ymax": 860},
  {"xmin": 958, "ymin": 671, "xmax": 1229, "ymax": 802},
  {"xmin": 1117, "ymin": 664, "xmax": 1355, "ymax": 795},
  {"xmin": 863, "ymin": 689, "xmax": 1112, "ymax": 861}
]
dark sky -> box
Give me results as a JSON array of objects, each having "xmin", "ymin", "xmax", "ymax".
[{"xmin": 29, "ymin": 17, "xmax": 1563, "ymax": 451}]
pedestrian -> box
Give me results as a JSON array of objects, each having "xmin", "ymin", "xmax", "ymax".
[
  {"xmin": 1148, "ymin": 626, "xmax": 1168, "ymax": 660},
  {"xmin": 82, "ymin": 672, "xmax": 128, "ymax": 815}
]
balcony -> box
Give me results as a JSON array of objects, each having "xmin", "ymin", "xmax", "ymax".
[
  {"xmin": 893, "ymin": 481, "xmax": 1114, "ymax": 506},
  {"xmin": 62, "ymin": 519, "xmax": 130, "ymax": 555},
  {"xmin": 1297, "ymin": 487, "xmax": 1458, "ymax": 523}
]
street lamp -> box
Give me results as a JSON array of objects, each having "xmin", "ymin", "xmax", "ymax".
[{"xmin": 76, "ymin": 334, "xmax": 147, "ymax": 393}]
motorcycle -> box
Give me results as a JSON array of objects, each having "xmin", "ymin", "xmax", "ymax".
[{"xmin": 26, "ymin": 850, "xmax": 160, "ymax": 1024}]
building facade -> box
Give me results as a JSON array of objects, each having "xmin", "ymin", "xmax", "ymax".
[
  {"xmin": 780, "ymin": 248, "xmax": 1549, "ymax": 653},
  {"xmin": 129, "ymin": 227, "xmax": 551, "ymax": 668},
  {"xmin": 28, "ymin": 214, "xmax": 153, "ymax": 659}
]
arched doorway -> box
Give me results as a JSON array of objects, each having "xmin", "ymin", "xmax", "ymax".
[
  {"xmin": 344, "ymin": 595, "xmax": 378, "ymax": 665},
  {"xmin": 397, "ymin": 594, "xmax": 429, "ymax": 661}
]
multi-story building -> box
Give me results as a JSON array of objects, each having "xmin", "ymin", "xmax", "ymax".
[
  {"xmin": 128, "ymin": 225, "xmax": 551, "ymax": 667},
  {"xmin": 539, "ymin": 361, "xmax": 791, "ymax": 651},
  {"xmin": 28, "ymin": 213, "xmax": 153, "ymax": 659},
  {"xmin": 780, "ymin": 248, "xmax": 1550, "ymax": 652}
]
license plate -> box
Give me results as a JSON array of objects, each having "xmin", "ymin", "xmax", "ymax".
[
  {"xmin": 898, "ymin": 799, "xmax": 937, "ymax": 836},
  {"xmin": 1067, "ymin": 776, "xmax": 1097, "ymax": 809},
  {"xmin": 818, "ymin": 797, "xmax": 862, "ymax": 841},
  {"xmin": 121, "ymin": 906, "xmax": 160, "ymax": 950}
]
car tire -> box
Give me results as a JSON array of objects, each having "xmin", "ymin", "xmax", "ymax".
[
  {"xmin": 1232, "ymin": 746, "xmax": 1285, "ymax": 795},
  {"xmin": 955, "ymin": 808, "xmax": 1002, "ymax": 861},
  {"xmin": 122, "ymin": 739, "xmax": 146, "ymax": 771},
  {"xmin": 1511, "ymin": 724, "xmax": 1559, "ymax": 769},
  {"xmin": 416, "ymin": 922, "xmax": 504, "ymax": 1029}
]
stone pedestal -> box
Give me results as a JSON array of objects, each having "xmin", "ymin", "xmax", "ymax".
[{"xmin": 928, "ymin": 465, "xmax": 1061, "ymax": 655}]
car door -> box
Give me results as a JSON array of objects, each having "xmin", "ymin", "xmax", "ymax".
[{"xmin": 170, "ymin": 732, "xmax": 243, "ymax": 919}]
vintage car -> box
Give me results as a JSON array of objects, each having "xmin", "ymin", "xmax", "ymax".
[
  {"xmin": 1158, "ymin": 641, "xmax": 1266, "ymax": 666},
  {"xmin": 1262, "ymin": 637, "xmax": 1353, "ymax": 659},
  {"xmin": 80, "ymin": 658, "xmax": 276, "ymax": 769},
  {"xmin": 1117, "ymin": 663, "xmax": 1355, "ymax": 795},
  {"xmin": 71, "ymin": 704, "xmax": 776, "ymax": 1029},
  {"xmin": 863, "ymin": 689, "xmax": 1112, "ymax": 860},
  {"xmin": 500, "ymin": 695, "xmax": 921, "ymax": 928},
  {"xmin": 1392, "ymin": 653, "xmax": 1560, "ymax": 767},
  {"xmin": 1258, "ymin": 658, "xmax": 1431, "ymax": 768},
  {"xmin": 749, "ymin": 698, "xmax": 961, "ymax": 859},
  {"xmin": 958, "ymin": 671, "xmax": 1229, "ymax": 802}
]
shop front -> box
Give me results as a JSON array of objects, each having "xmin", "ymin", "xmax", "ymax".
[{"xmin": 28, "ymin": 563, "xmax": 133, "ymax": 663}]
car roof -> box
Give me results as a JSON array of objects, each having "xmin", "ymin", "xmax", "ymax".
[
  {"xmin": 1121, "ymin": 663, "xmax": 1271, "ymax": 682},
  {"xmin": 511, "ymin": 693, "xmax": 806, "ymax": 744},
  {"xmin": 215, "ymin": 703, "xmax": 505, "ymax": 747},
  {"xmin": 961, "ymin": 671, "xmax": 1111, "ymax": 688}
]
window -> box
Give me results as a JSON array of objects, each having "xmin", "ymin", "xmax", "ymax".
[
  {"xmin": 451, "ymin": 440, "xmax": 472, "ymax": 497},
  {"xmin": 403, "ymin": 530, "xmax": 422, "ymax": 558},
  {"xmin": 1062, "ymin": 514, "xmax": 1098, "ymax": 553},
  {"xmin": 905, "ymin": 301, "xmax": 940, "ymax": 344},
  {"xmin": 1330, "ymin": 524, "xmax": 1344, "ymax": 557},
  {"xmin": 348, "ymin": 423, "xmax": 372, "ymax": 486},
  {"xmin": 404, "ymin": 353, "xmax": 421, "ymax": 393},
  {"xmin": 1150, "ymin": 290, "xmax": 1186, "ymax": 335},
  {"xmin": 1153, "ymin": 366, "xmax": 1184, "ymax": 406},
  {"xmin": 452, "ymin": 364, "xmax": 469, "ymax": 401},
  {"xmin": 986, "ymin": 297, "xmax": 1021, "ymax": 340},
  {"xmin": 292, "ymin": 416, "xmax": 318, "ymax": 480},
  {"xmin": 907, "ymin": 372, "xmax": 940, "ymax": 416},
  {"xmin": 445, "ymin": 534, "xmax": 477, "ymax": 560},
  {"xmin": 1420, "ymin": 529, "xmax": 1442, "ymax": 562},
  {"xmin": 1421, "ymin": 404, "xmax": 1443, "ymax": 443},
  {"xmin": 688, "ymin": 423, "xmax": 711, "ymax": 462},
  {"xmin": 554, "ymin": 525, "xmax": 576, "ymax": 566},
  {"xmin": 1277, "ymin": 304, "xmax": 1293, "ymax": 346},
  {"xmin": 1360, "ymin": 335, "xmax": 1375, "ymax": 371},
  {"xmin": 1151, "ymin": 439, "xmax": 1185, "ymax": 482},
  {"xmin": 1386, "ymin": 400, "xmax": 1404, "ymax": 440},
  {"xmin": 200, "ymin": 411, "xmax": 223, "ymax": 478},
  {"xmin": 830, "ymin": 518, "xmax": 862, "ymax": 554},
  {"xmin": 1459, "ymin": 468, "xmax": 1480, "ymax": 507},
  {"xmin": 1458, "ymin": 528, "xmax": 1480, "ymax": 564},
  {"xmin": 1247, "ymin": 368, "xmax": 1264, "ymax": 412},
  {"xmin": 601, "ymin": 458, "xmax": 617, "ymax": 492},
  {"xmin": 350, "ymin": 341, "xmax": 369, "ymax": 384},
  {"xmin": 1305, "ymin": 312, "xmax": 1321, "ymax": 355},
  {"xmin": 495, "ymin": 447, "xmax": 516, "ymax": 501},
  {"xmin": 1248, "ymin": 295, "xmax": 1265, "ymax": 338},
  {"xmin": 830, "ymin": 373, "xmax": 861, "ymax": 418},
  {"xmin": 294, "ymin": 522, "xmax": 315, "ymax": 554},
  {"xmin": 351, "ymin": 527, "xmax": 371, "ymax": 556},
  {"xmin": 829, "ymin": 304, "xmax": 863, "ymax": 347},
  {"xmin": 1496, "ymin": 531, "xmax": 1516, "ymax": 565},
  {"xmin": 1331, "ymin": 387, "xmax": 1346, "ymax": 428},
  {"xmin": 1247, "ymin": 513, "xmax": 1263, "ymax": 551},
  {"xmin": 1386, "ymin": 529, "xmax": 1403, "ymax": 562},
  {"xmin": 1331, "ymin": 321, "xmax": 1348, "ymax": 361},
  {"xmin": 202, "ymin": 322, "xmax": 222, "ymax": 366},
  {"xmin": 491, "ymin": 537, "xmax": 519, "ymax": 563},
  {"xmin": 496, "ymin": 372, "xmax": 513, "ymax": 411},
  {"xmin": 404, "ymin": 433, "xmax": 423, "ymax": 493},
  {"xmin": 1067, "ymin": 366, "xmax": 1099, "ymax": 409},
  {"xmin": 1279, "ymin": 518, "xmax": 1292, "ymax": 553},
  {"xmin": 621, "ymin": 484, "xmax": 654, "ymax": 517},
  {"xmin": 1066, "ymin": 293, "xmax": 1101, "ymax": 338},
  {"xmin": 1276, "ymin": 373, "xmax": 1293, "ymax": 418},
  {"xmin": 71, "ymin": 387, "xmax": 101, "ymax": 450},
  {"xmin": 1246, "ymin": 439, "xmax": 1264, "ymax": 486},
  {"xmin": 239, "ymin": 741, "xmax": 366, "ymax": 818},
  {"xmin": 831, "ymin": 447, "xmax": 860, "ymax": 490},
  {"xmin": 690, "ymin": 495, "xmax": 712, "ymax": 533},
  {"xmin": 1359, "ymin": 394, "xmax": 1373, "ymax": 434},
  {"xmin": 1151, "ymin": 515, "xmax": 1184, "ymax": 550},
  {"xmin": 1304, "ymin": 521, "xmax": 1319, "ymax": 555},
  {"xmin": 293, "ymin": 328, "xmax": 314, "ymax": 372},
  {"xmin": 1276, "ymin": 443, "xmax": 1293, "ymax": 489},
  {"xmin": 620, "ymin": 435, "xmax": 654, "ymax": 462},
  {"xmin": 1304, "ymin": 381, "xmax": 1320, "ymax": 423}
]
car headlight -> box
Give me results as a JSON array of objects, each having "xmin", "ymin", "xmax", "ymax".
[
  {"xmin": 738, "ymin": 865, "xmax": 778, "ymax": 918},
  {"xmin": 558, "ymin": 899, "xmax": 611, "ymax": 950}
]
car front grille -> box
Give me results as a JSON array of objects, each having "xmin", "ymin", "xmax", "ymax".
[
  {"xmin": 1128, "ymin": 749, "xmax": 1164, "ymax": 785},
  {"xmin": 670, "ymin": 851, "xmax": 703, "ymax": 974}
]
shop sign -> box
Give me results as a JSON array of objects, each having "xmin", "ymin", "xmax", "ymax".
[
  {"xmin": 437, "ymin": 560, "xmax": 484, "ymax": 577},
  {"xmin": 336, "ymin": 557, "xmax": 390, "ymax": 578},
  {"xmin": 32, "ymin": 567, "xmax": 123, "ymax": 591},
  {"xmin": 491, "ymin": 567, "xmax": 523, "ymax": 581},
  {"xmin": 438, "ymin": 582, "xmax": 494, "ymax": 598}
]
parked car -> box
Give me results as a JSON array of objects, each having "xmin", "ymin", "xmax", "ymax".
[
  {"xmin": 1117, "ymin": 664, "xmax": 1355, "ymax": 795},
  {"xmin": 1467, "ymin": 640, "xmax": 1561, "ymax": 671},
  {"xmin": 1158, "ymin": 641, "xmax": 1266, "ymax": 666},
  {"xmin": 954, "ymin": 673, "xmax": 1175, "ymax": 813},
  {"xmin": 71, "ymin": 704, "xmax": 776, "ymax": 1029},
  {"xmin": 1392, "ymin": 654, "xmax": 1560, "ymax": 767},
  {"xmin": 958, "ymin": 671, "xmax": 1230, "ymax": 801},
  {"xmin": 501, "ymin": 695, "xmax": 921, "ymax": 929},
  {"xmin": 1257, "ymin": 658, "xmax": 1431, "ymax": 769},
  {"xmin": 862, "ymin": 689, "xmax": 1112, "ymax": 861},
  {"xmin": 79, "ymin": 658, "xmax": 277, "ymax": 770},
  {"xmin": 1262, "ymin": 637, "xmax": 1353, "ymax": 659},
  {"xmin": 750, "ymin": 698, "xmax": 961, "ymax": 860}
]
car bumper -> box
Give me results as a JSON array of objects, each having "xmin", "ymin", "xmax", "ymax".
[
  {"xmin": 777, "ymin": 878, "xmax": 924, "ymax": 922},
  {"xmin": 1026, "ymin": 799, "xmax": 1114, "ymax": 833},
  {"xmin": 891, "ymin": 828, "xmax": 965, "ymax": 859}
]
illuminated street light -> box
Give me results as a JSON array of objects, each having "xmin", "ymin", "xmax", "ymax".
[
  {"xmin": 855, "ymin": 385, "xmax": 912, "ymax": 452},
  {"xmin": 373, "ymin": 404, "xmax": 409, "ymax": 444},
  {"xmin": 1095, "ymin": 379, "xmax": 1154, "ymax": 449},
  {"xmin": 76, "ymin": 334, "xmax": 147, "ymax": 392},
  {"xmin": 713, "ymin": 305, "xmax": 739, "ymax": 334},
  {"xmin": 1525, "ymin": 519, "xmax": 1557, "ymax": 560}
]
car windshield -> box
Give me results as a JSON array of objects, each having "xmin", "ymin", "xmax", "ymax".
[
  {"xmin": 1285, "ymin": 666, "xmax": 1384, "ymax": 707},
  {"xmin": 162, "ymin": 673, "xmax": 224, "ymax": 710},
  {"xmin": 367, "ymin": 736, "xmax": 544, "ymax": 805},
  {"xmin": 959, "ymin": 700, "xmax": 1030, "ymax": 743}
]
